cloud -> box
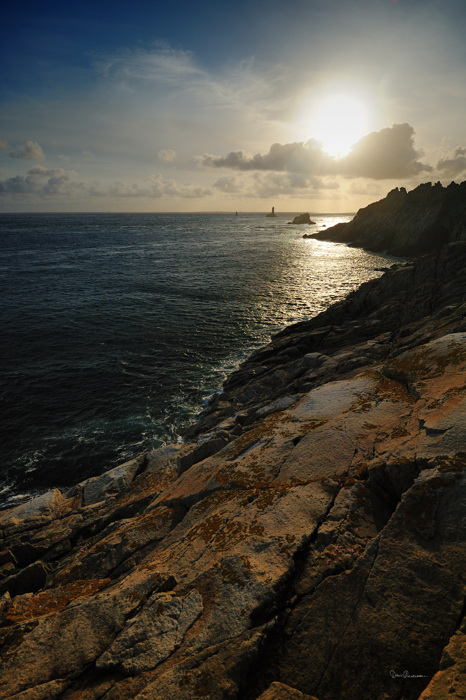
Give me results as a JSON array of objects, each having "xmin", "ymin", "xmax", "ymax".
[
  {"xmin": 157, "ymin": 149, "xmax": 176, "ymax": 162},
  {"xmin": 347, "ymin": 182, "xmax": 383, "ymax": 197},
  {"xmin": 213, "ymin": 176, "xmax": 244, "ymax": 193},
  {"xmin": 213, "ymin": 171, "xmax": 339, "ymax": 199},
  {"xmin": 106, "ymin": 174, "xmax": 211, "ymax": 199},
  {"xmin": 96, "ymin": 45, "xmax": 282, "ymax": 119},
  {"xmin": 436, "ymin": 146, "xmax": 466, "ymax": 177},
  {"xmin": 97, "ymin": 45, "xmax": 205, "ymax": 89},
  {"xmin": 251, "ymin": 172, "xmax": 339, "ymax": 198},
  {"xmin": 340, "ymin": 123, "xmax": 433, "ymax": 179},
  {"xmin": 0, "ymin": 168, "xmax": 211, "ymax": 200},
  {"xmin": 164, "ymin": 180, "xmax": 212, "ymax": 199},
  {"xmin": 0, "ymin": 166, "xmax": 83, "ymax": 195},
  {"xmin": 199, "ymin": 139, "xmax": 330, "ymax": 174},
  {"xmin": 8, "ymin": 141, "xmax": 46, "ymax": 161},
  {"xmin": 199, "ymin": 124, "xmax": 433, "ymax": 181}
]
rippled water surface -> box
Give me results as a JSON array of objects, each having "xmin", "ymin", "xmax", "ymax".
[{"xmin": 0, "ymin": 212, "xmax": 395, "ymax": 501}]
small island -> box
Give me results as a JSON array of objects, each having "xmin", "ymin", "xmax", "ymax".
[
  {"xmin": 288, "ymin": 212, "xmax": 316, "ymax": 224},
  {"xmin": 265, "ymin": 206, "xmax": 277, "ymax": 217}
]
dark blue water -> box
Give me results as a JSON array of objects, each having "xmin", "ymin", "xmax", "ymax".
[{"xmin": 0, "ymin": 212, "xmax": 394, "ymax": 503}]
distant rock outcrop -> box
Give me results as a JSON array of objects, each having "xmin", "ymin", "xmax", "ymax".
[
  {"xmin": 0, "ymin": 197, "xmax": 465, "ymax": 698},
  {"xmin": 311, "ymin": 180, "xmax": 466, "ymax": 255},
  {"xmin": 288, "ymin": 213, "xmax": 316, "ymax": 225}
]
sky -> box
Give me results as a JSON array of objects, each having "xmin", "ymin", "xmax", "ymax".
[{"xmin": 1, "ymin": 0, "xmax": 466, "ymax": 213}]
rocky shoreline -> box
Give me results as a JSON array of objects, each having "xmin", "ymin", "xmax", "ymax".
[
  {"xmin": 0, "ymin": 188, "xmax": 465, "ymax": 700},
  {"xmin": 310, "ymin": 180, "xmax": 466, "ymax": 256}
]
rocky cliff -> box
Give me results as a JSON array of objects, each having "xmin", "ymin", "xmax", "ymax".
[
  {"xmin": 311, "ymin": 180, "xmax": 466, "ymax": 256},
  {"xmin": 0, "ymin": 240, "xmax": 465, "ymax": 698}
]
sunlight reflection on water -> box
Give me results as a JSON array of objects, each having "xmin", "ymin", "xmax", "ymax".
[{"xmin": 0, "ymin": 212, "xmax": 398, "ymax": 500}]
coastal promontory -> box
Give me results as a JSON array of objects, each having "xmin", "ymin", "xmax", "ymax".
[
  {"xmin": 311, "ymin": 180, "xmax": 466, "ymax": 255},
  {"xmin": 0, "ymin": 186, "xmax": 465, "ymax": 700}
]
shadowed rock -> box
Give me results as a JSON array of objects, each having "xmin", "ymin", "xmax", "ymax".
[
  {"xmin": 288, "ymin": 213, "xmax": 316, "ymax": 225},
  {"xmin": 311, "ymin": 180, "xmax": 466, "ymax": 255}
]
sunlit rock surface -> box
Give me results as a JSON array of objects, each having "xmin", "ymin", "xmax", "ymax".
[{"xmin": 0, "ymin": 241, "xmax": 465, "ymax": 699}]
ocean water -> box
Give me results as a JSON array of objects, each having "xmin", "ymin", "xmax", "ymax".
[{"xmin": 0, "ymin": 212, "xmax": 395, "ymax": 504}]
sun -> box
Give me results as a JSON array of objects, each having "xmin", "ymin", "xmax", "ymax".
[
  {"xmin": 309, "ymin": 93, "xmax": 369, "ymax": 158},
  {"xmin": 291, "ymin": 91, "xmax": 371, "ymax": 159}
]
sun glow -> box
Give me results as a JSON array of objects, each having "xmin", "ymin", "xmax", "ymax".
[
  {"xmin": 310, "ymin": 94, "xmax": 369, "ymax": 158},
  {"xmin": 292, "ymin": 91, "xmax": 371, "ymax": 159}
]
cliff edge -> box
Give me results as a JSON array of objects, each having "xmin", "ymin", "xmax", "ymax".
[
  {"xmin": 311, "ymin": 180, "xmax": 466, "ymax": 256},
  {"xmin": 0, "ymin": 218, "xmax": 465, "ymax": 697}
]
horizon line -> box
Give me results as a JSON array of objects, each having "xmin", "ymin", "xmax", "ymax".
[{"xmin": 0, "ymin": 210, "xmax": 357, "ymax": 216}]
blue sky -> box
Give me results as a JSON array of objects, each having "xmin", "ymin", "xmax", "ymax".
[{"xmin": 1, "ymin": 0, "xmax": 466, "ymax": 211}]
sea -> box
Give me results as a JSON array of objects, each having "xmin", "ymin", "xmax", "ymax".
[{"xmin": 0, "ymin": 212, "xmax": 397, "ymax": 506}]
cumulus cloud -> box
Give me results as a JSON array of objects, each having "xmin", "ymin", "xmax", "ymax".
[
  {"xmin": 199, "ymin": 139, "xmax": 329, "ymax": 174},
  {"xmin": 0, "ymin": 165, "xmax": 212, "ymax": 199},
  {"xmin": 107, "ymin": 174, "xmax": 211, "ymax": 199},
  {"xmin": 213, "ymin": 176, "xmax": 244, "ymax": 193},
  {"xmin": 340, "ymin": 123, "xmax": 432, "ymax": 179},
  {"xmin": 251, "ymin": 172, "xmax": 339, "ymax": 198},
  {"xmin": 8, "ymin": 141, "xmax": 46, "ymax": 161},
  {"xmin": 0, "ymin": 168, "xmax": 211, "ymax": 200},
  {"xmin": 199, "ymin": 123, "xmax": 433, "ymax": 181},
  {"xmin": 436, "ymin": 146, "xmax": 466, "ymax": 177},
  {"xmin": 157, "ymin": 149, "xmax": 176, "ymax": 162},
  {"xmin": 0, "ymin": 166, "xmax": 83, "ymax": 195},
  {"xmin": 212, "ymin": 171, "xmax": 339, "ymax": 199}
]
